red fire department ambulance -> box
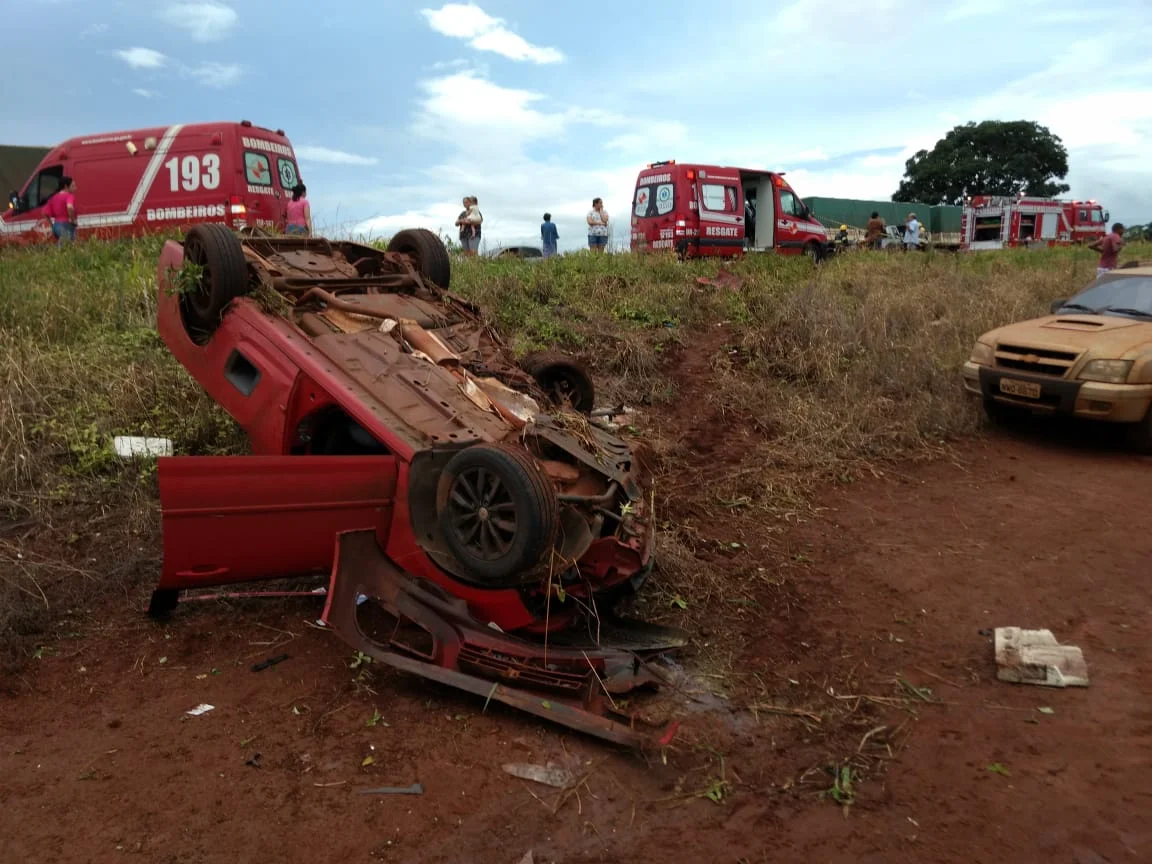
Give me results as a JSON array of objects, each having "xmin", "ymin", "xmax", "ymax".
[
  {"xmin": 960, "ymin": 195, "xmax": 1108, "ymax": 251},
  {"xmin": 1, "ymin": 120, "xmax": 301, "ymax": 247},
  {"xmin": 630, "ymin": 161, "xmax": 831, "ymax": 259}
]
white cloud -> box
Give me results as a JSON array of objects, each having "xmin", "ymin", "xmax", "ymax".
[
  {"xmin": 416, "ymin": 71, "xmax": 563, "ymax": 139},
  {"xmin": 295, "ymin": 146, "xmax": 379, "ymax": 166},
  {"xmin": 605, "ymin": 121, "xmax": 687, "ymax": 154},
  {"xmin": 160, "ymin": 2, "xmax": 238, "ymax": 42},
  {"xmin": 184, "ymin": 61, "xmax": 243, "ymax": 88},
  {"xmin": 116, "ymin": 47, "xmax": 167, "ymax": 69},
  {"xmin": 421, "ymin": 3, "xmax": 564, "ymax": 64},
  {"xmin": 132, "ymin": 88, "xmax": 155, "ymax": 99}
]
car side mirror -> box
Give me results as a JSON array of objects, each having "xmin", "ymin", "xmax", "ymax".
[
  {"xmin": 1049, "ymin": 298, "xmax": 1067, "ymax": 315},
  {"xmin": 7, "ymin": 191, "xmax": 19, "ymax": 212},
  {"xmin": 1104, "ymin": 211, "xmax": 1110, "ymax": 223}
]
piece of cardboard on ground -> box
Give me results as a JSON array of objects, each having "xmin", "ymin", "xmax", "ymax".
[{"xmin": 995, "ymin": 627, "xmax": 1089, "ymax": 688}]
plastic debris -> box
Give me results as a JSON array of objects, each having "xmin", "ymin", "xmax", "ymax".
[
  {"xmin": 113, "ymin": 436, "xmax": 174, "ymax": 459},
  {"xmin": 995, "ymin": 627, "xmax": 1089, "ymax": 688},
  {"xmin": 186, "ymin": 703, "xmax": 215, "ymax": 716}
]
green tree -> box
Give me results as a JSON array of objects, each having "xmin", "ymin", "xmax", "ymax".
[{"xmin": 893, "ymin": 120, "xmax": 1070, "ymax": 205}]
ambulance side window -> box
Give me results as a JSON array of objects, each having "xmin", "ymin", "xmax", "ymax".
[
  {"xmin": 701, "ymin": 183, "xmax": 737, "ymax": 213},
  {"xmin": 21, "ymin": 166, "xmax": 64, "ymax": 211}
]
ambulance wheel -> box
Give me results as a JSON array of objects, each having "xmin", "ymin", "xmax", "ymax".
[
  {"xmin": 181, "ymin": 223, "xmax": 250, "ymax": 340},
  {"xmin": 804, "ymin": 241, "xmax": 823, "ymax": 263},
  {"xmin": 521, "ymin": 352, "xmax": 596, "ymax": 414},
  {"xmin": 437, "ymin": 443, "xmax": 559, "ymax": 587},
  {"xmin": 387, "ymin": 228, "xmax": 451, "ymax": 290}
]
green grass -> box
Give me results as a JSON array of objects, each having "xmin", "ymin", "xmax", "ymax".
[{"xmin": 0, "ymin": 234, "xmax": 1144, "ymax": 668}]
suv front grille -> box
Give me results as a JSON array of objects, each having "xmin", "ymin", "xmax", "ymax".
[{"xmin": 994, "ymin": 343, "xmax": 1079, "ymax": 378}]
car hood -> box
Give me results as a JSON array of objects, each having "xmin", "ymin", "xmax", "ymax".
[{"xmin": 982, "ymin": 313, "xmax": 1152, "ymax": 357}]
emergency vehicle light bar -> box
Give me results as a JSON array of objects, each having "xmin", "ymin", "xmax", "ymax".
[{"xmin": 648, "ymin": 160, "xmax": 675, "ymax": 167}]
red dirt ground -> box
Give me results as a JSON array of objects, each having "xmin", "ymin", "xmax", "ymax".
[
  {"xmin": 2, "ymin": 323, "xmax": 1150, "ymax": 863},
  {"xmin": 3, "ymin": 432, "xmax": 1148, "ymax": 864}
]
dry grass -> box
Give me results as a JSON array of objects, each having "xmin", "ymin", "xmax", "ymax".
[{"xmin": 0, "ymin": 235, "xmax": 1144, "ymax": 669}]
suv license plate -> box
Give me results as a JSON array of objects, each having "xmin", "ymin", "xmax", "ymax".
[{"xmin": 1000, "ymin": 378, "xmax": 1041, "ymax": 399}]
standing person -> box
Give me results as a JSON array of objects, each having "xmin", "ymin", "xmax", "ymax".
[
  {"xmin": 456, "ymin": 195, "xmax": 482, "ymax": 255},
  {"xmin": 44, "ymin": 176, "xmax": 77, "ymax": 245},
  {"xmin": 865, "ymin": 211, "xmax": 885, "ymax": 250},
  {"xmin": 540, "ymin": 212, "xmax": 558, "ymax": 258},
  {"xmin": 903, "ymin": 212, "xmax": 921, "ymax": 252},
  {"xmin": 586, "ymin": 197, "xmax": 608, "ymax": 252},
  {"xmin": 285, "ymin": 184, "xmax": 312, "ymax": 236},
  {"xmin": 1090, "ymin": 223, "xmax": 1126, "ymax": 276}
]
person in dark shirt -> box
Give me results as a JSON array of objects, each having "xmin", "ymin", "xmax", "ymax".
[
  {"xmin": 1090, "ymin": 223, "xmax": 1125, "ymax": 276},
  {"xmin": 540, "ymin": 213, "xmax": 558, "ymax": 257},
  {"xmin": 865, "ymin": 211, "xmax": 885, "ymax": 250}
]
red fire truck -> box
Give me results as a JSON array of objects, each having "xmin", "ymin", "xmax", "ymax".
[
  {"xmin": 960, "ymin": 195, "xmax": 1108, "ymax": 252},
  {"xmin": 630, "ymin": 161, "xmax": 832, "ymax": 259},
  {"xmin": 1, "ymin": 120, "xmax": 300, "ymax": 247}
]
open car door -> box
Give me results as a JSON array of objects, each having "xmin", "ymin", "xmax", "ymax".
[{"xmin": 151, "ymin": 455, "xmax": 398, "ymax": 614}]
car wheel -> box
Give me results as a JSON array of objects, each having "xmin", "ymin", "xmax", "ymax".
[
  {"xmin": 1126, "ymin": 406, "xmax": 1152, "ymax": 454},
  {"xmin": 804, "ymin": 241, "xmax": 823, "ymax": 263},
  {"xmin": 437, "ymin": 443, "xmax": 559, "ymax": 587},
  {"xmin": 387, "ymin": 228, "xmax": 451, "ymax": 290},
  {"xmin": 180, "ymin": 223, "xmax": 250, "ymax": 340},
  {"xmin": 521, "ymin": 351, "xmax": 596, "ymax": 414}
]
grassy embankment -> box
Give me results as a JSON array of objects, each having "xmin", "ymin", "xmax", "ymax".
[{"xmin": 0, "ymin": 236, "xmax": 1134, "ymax": 666}]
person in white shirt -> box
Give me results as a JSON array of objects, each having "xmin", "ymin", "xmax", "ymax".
[
  {"xmin": 455, "ymin": 195, "xmax": 483, "ymax": 255},
  {"xmin": 903, "ymin": 212, "xmax": 921, "ymax": 251},
  {"xmin": 586, "ymin": 197, "xmax": 609, "ymax": 252}
]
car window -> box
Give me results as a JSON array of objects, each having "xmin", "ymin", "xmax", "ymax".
[
  {"xmin": 634, "ymin": 183, "xmax": 674, "ymax": 218},
  {"xmin": 277, "ymin": 158, "xmax": 300, "ymax": 190},
  {"xmin": 23, "ymin": 166, "xmax": 63, "ymax": 210},
  {"xmin": 245, "ymin": 152, "xmax": 272, "ymax": 186},
  {"xmin": 778, "ymin": 189, "xmax": 805, "ymax": 218},
  {"xmin": 700, "ymin": 183, "xmax": 738, "ymax": 213},
  {"xmin": 1064, "ymin": 275, "xmax": 1152, "ymax": 316}
]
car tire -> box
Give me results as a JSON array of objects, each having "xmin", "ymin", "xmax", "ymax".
[
  {"xmin": 804, "ymin": 241, "xmax": 823, "ymax": 263},
  {"xmin": 521, "ymin": 352, "xmax": 596, "ymax": 414},
  {"xmin": 180, "ymin": 223, "xmax": 250, "ymax": 339},
  {"xmin": 1126, "ymin": 406, "xmax": 1152, "ymax": 454},
  {"xmin": 438, "ymin": 443, "xmax": 559, "ymax": 587},
  {"xmin": 387, "ymin": 228, "xmax": 451, "ymax": 290}
]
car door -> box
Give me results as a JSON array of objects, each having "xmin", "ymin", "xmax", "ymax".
[
  {"xmin": 1, "ymin": 164, "xmax": 64, "ymax": 244},
  {"xmin": 695, "ymin": 174, "xmax": 744, "ymax": 254},
  {"xmin": 156, "ymin": 454, "xmax": 399, "ymax": 593}
]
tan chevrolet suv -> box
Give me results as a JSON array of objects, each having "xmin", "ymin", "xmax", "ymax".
[{"xmin": 962, "ymin": 266, "xmax": 1152, "ymax": 449}]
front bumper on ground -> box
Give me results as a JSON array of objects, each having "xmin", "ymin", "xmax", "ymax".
[
  {"xmin": 963, "ymin": 362, "xmax": 1152, "ymax": 423},
  {"xmin": 321, "ymin": 530, "xmax": 687, "ymax": 749}
]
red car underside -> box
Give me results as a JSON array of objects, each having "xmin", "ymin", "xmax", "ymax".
[{"xmin": 149, "ymin": 233, "xmax": 686, "ymax": 746}]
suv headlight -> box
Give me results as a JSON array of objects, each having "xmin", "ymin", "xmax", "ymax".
[
  {"xmin": 969, "ymin": 342, "xmax": 994, "ymax": 365},
  {"xmin": 1078, "ymin": 359, "xmax": 1133, "ymax": 383}
]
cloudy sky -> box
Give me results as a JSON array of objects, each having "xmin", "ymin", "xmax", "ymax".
[{"xmin": 5, "ymin": 0, "xmax": 1151, "ymax": 250}]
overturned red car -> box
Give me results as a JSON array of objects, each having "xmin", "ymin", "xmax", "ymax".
[{"xmin": 151, "ymin": 224, "xmax": 685, "ymax": 746}]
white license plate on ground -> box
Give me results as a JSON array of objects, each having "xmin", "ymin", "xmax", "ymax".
[{"xmin": 1000, "ymin": 378, "xmax": 1042, "ymax": 399}]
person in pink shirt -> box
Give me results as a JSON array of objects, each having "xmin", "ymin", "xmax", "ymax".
[
  {"xmin": 44, "ymin": 176, "xmax": 77, "ymax": 244},
  {"xmin": 286, "ymin": 184, "xmax": 312, "ymax": 236}
]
